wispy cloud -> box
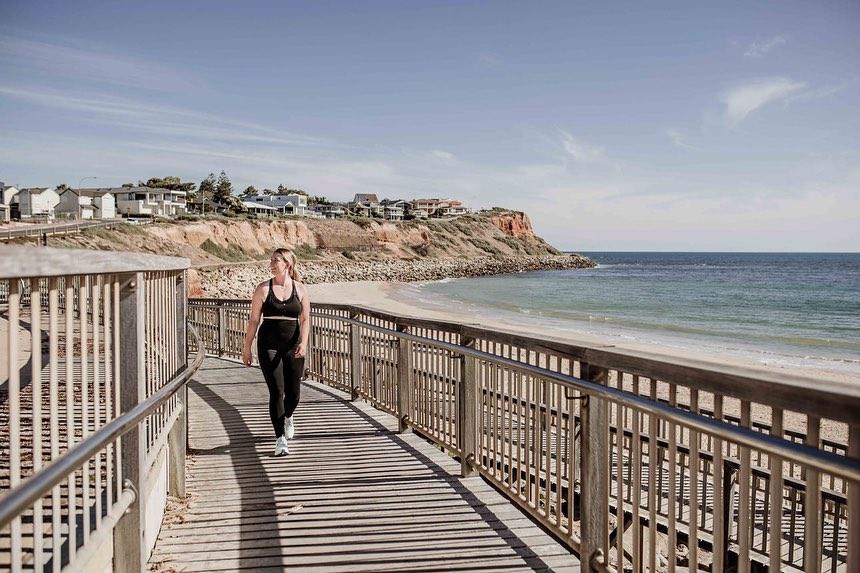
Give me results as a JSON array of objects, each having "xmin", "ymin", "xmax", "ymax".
[
  {"xmin": 721, "ymin": 77, "xmax": 806, "ymax": 125},
  {"xmin": 430, "ymin": 149, "xmax": 455, "ymax": 160},
  {"xmin": 664, "ymin": 129, "xmax": 696, "ymax": 150},
  {"xmin": 0, "ymin": 86, "xmax": 333, "ymax": 148},
  {"xmin": 558, "ymin": 129, "xmax": 605, "ymax": 163},
  {"xmin": 0, "ymin": 36, "xmax": 195, "ymax": 91},
  {"xmin": 744, "ymin": 35, "xmax": 787, "ymax": 58}
]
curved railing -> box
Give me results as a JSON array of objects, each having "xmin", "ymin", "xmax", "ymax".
[
  {"xmin": 189, "ymin": 297, "xmax": 860, "ymax": 573},
  {"xmin": 0, "ymin": 246, "xmax": 199, "ymax": 572},
  {"xmin": 0, "ymin": 219, "xmax": 124, "ymax": 242}
]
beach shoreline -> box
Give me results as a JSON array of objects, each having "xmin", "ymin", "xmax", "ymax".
[{"xmin": 307, "ymin": 279, "xmax": 859, "ymax": 388}]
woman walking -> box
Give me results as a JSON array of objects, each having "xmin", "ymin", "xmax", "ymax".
[{"xmin": 242, "ymin": 248, "xmax": 310, "ymax": 456}]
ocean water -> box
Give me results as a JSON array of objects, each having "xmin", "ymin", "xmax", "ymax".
[{"xmin": 391, "ymin": 252, "xmax": 860, "ymax": 376}]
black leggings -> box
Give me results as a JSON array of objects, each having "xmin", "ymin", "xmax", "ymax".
[{"xmin": 257, "ymin": 319, "xmax": 305, "ymax": 438}]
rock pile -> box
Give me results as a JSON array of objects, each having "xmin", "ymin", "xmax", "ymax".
[{"xmin": 195, "ymin": 254, "xmax": 595, "ymax": 299}]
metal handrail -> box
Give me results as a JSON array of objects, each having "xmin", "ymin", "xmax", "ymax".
[
  {"xmin": 0, "ymin": 324, "xmax": 205, "ymax": 529},
  {"xmin": 324, "ymin": 312, "xmax": 860, "ymax": 482}
]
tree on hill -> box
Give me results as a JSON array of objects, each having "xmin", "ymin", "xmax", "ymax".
[
  {"xmin": 142, "ymin": 176, "xmax": 196, "ymax": 193},
  {"xmin": 198, "ymin": 173, "xmax": 216, "ymax": 203},
  {"xmin": 214, "ymin": 171, "xmax": 233, "ymax": 204},
  {"xmin": 262, "ymin": 188, "xmax": 274, "ymax": 195},
  {"xmin": 241, "ymin": 185, "xmax": 258, "ymax": 197},
  {"xmin": 308, "ymin": 195, "xmax": 330, "ymax": 205},
  {"xmin": 276, "ymin": 184, "xmax": 306, "ymax": 196},
  {"xmin": 210, "ymin": 171, "xmax": 247, "ymax": 214}
]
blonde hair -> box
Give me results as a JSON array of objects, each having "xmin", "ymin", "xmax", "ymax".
[{"xmin": 273, "ymin": 248, "xmax": 302, "ymax": 282}]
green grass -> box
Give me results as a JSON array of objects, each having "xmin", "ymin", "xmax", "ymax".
[
  {"xmin": 199, "ymin": 239, "xmax": 249, "ymax": 262},
  {"xmin": 294, "ymin": 244, "xmax": 319, "ymax": 260}
]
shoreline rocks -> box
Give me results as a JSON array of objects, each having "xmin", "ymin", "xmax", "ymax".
[{"xmin": 193, "ymin": 254, "xmax": 596, "ymax": 299}]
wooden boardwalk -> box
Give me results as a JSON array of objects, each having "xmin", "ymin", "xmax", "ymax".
[{"xmin": 150, "ymin": 358, "xmax": 580, "ymax": 572}]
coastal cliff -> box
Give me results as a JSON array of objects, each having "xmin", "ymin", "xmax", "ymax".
[
  {"xmin": 19, "ymin": 210, "xmax": 595, "ymax": 296},
  {"xmin": 36, "ymin": 210, "xmax": 565, "ymax": 265}
]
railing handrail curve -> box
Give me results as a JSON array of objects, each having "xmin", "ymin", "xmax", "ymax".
[
  {"xmin": 191, "ymin": 299, "xmax": 860, "ymax": 423},
  {"xmin": 0, "ymin": 246, "xmax": 190, "ymax": 279},
  {"xmin": 318, "ymin": 310, "xmax": 860, "ymax": 482},
  {"xmin": 0, "ymin": 324, "xmax": 205, "ymax": 529}
]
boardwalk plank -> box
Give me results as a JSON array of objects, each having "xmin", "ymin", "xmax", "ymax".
[{"xmin": 150, "ymin": 358, "xmax": 580, "ymax": 572}]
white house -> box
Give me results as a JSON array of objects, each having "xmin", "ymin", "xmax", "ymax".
[
  {"xmin": 16, "ymin": 187, "xmax": 60, "ymax": 219},
  {"xmin": 310, "ymin": 203, "xmax": 348, "ymax": 219},
  {"xmin": 57, "ymin": 188, "xmax": 117, "ymax": 220},
  {"xmin": 350, "ymin": 193, "xmax": 382, "ymax": 218},
  {"xmin": 1, "ymin": 183, "xmax": 19, "ymax": 223},
  {"xmin": 247, "ymin": 194, "xmax": 308, "ymax": 216},
  {"xmin": 105, "ymin": 186, "xmax": 187, "ymax": 217},
  {"xmin": 242, "ymin": 201, "xmax": 277, "ymax": 217},
  {"xmin": 409, "ymin": 198, "xmax": 468, "ymax": 219},
  {"xmin": 380, "ymin": 199, "xmax": 407, "ymax": 221}
]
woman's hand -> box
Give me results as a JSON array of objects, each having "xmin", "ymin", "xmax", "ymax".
[
  {"xmin": 242, "ymin": 346, "xmax": 253, "ymax": 367},
  {"xmin": 294, "ymin": 342, "xmax": 307, "ymax": 358}
]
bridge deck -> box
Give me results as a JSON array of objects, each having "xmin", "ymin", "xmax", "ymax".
[{"xmin": 150, "ymin": 358, "xmax": 580, "ymax": 572}]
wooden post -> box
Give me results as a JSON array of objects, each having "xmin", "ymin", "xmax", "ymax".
[
  {"xmin": 216, "ymin": 303, "xmax": 225, "ymax": 357},
  {"xmin": 349, "ymin": 310, "xmax": 361, "ymax": 401},
  {"xmin": 113, "ymin": 272, "xmax": 147, "ymax": 572},
  {"xmin": 168, "ymin": 272, "xmax": 187, "ymax": 498},
  {"xmin": 458, "ymin": 336, "xmax": 478, "ymax": 478},
  {"xmin": 847, "ymin": 425, "xmax": 860, "ymax": 573},
  {"xmin": 396, "ymin": 323, "xmax": 412, "ymax": 433},
  {"xmin": 579, "ymin": 362, "xmax": 609, "ymax": 570}
]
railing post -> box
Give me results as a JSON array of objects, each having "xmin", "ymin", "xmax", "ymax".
[
  {"xmin": 349, "ymin": 310, "xmax": 361, "ymax": 401},
  {"xmin": 396, "ymin": 323, "xmax": 412, "ymax": 433},
  {"xmin": 847, "ymin": 424, "xmax": 860, "ymax": 573},
  {"xmin": 168, "ymin": 271, "xmax": 187, "ymax": 498},
  {"xmin": 114, "ymin": 272, "xmax": 147, "ymax": 573},
  {"xmin": 458, "ymin": 336, "xmax": 478, "ymax": 478},
  {"xmin": 579, "ymin": 362, "xmax": 609, "ymax": 571},
  {"xmin": 217, "ymin": 303, "xmax": 225, "ymax": 357}
]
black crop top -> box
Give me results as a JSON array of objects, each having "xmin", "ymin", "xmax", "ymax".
[{"xmin": 262, "ymin": 279, "xmax": 302, "ymax": 318}]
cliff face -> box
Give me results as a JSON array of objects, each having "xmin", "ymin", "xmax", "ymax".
[
  {"xmin": 487, "ymin": 210, "xmax": 536, "ymax": 238},
  {"xmin": 39, "ymin": 210, "xmax": 561, "ymax": 266}
]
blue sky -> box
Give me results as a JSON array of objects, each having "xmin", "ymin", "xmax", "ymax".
[{"xmin": 1, "ymin": 1, "xmax": 858, "ymax": 250}]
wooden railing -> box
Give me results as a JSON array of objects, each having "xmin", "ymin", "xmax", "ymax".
[
  {"xmin": 0, "ymin": 219, "xmax": 125, "ymax": 241},
  {"xmin": 0, "ymin": 247, "xmax": 201, "ymax": 572},
  {"xmin": 188, "ymin": 298, "xmax": 860, "ymax": 573}
]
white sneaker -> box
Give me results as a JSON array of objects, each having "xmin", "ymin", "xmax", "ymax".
[
  {"xmin": 286, "ymin": 417, "xmax": 295, "ymax": 439},
  {"xmin": 274, "ymin": 436, "xmax": 289, "ymax": 456}
]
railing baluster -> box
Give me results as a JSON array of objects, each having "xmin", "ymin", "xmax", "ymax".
[
  {"xmin": 580, "ymin": 362, "xmax": 609, "ymax": 570},
  {"xmin": 738, "ymin": 400, "xmax": 752, "ymax": 573},
  {"xmin": 805, "ymin": 415, "xmax": 822, "ymax": 573},
  {"xmin": 458, "ymin": 336, "xmax": 477, "ymax": 477},
  {"xmin": 48, "ymin": 277, "xmax": 61, "ymax": 573},
  {"xmin": 770, "ymin": 408, "xmax": 784, "ymax": 572},
  {"xmin": 113, "ymin": 272, "xmax": 147, "ymax": 573},
  {"xmin": 848, "ymin": 425, "xmax": 860, "ymax": 573},
  {"xmin": 667, "ymin": 383, "xmax": 678, "ymax": 573}
]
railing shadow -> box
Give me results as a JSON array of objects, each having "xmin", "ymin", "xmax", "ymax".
[
  {"xmin": 186, "ymin": 366, "xmax": 284, "ymax": 570},
  {"xmin": 309, "ymin": 381, "xmax": 558, "ymax": 571}
]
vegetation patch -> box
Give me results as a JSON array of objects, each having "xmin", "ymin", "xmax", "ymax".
[
  {"xmin": 199, "ymin": 239, "xmax": 249, "ymax": 262},
  {"xmin": 469, "ymin": 237, "xmax": 501, "ymax": 255},
  {"xmin": 294, "ymin": 244, "xmax": 319, "ymax": 260}
]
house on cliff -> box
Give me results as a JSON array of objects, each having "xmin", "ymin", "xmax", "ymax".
[
  {"xmin": 56, "ymin": 188, "xmax": 117, "ymax": 220},
  {"xmin": 16, "ymin": 187, "xmax": 60, "ymax": 220}
]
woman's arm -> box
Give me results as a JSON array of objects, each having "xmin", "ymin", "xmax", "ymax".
[
  {"xmin": 295, "ymin": 282, "xmax": 310, "ymax": 358},
  {"xmin": 242, "ymin": 284, "xmax": 265, "ymax": 366}
]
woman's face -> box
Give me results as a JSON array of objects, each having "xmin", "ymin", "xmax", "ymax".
[{"xmin": 270, "ymin": 254, "xmax": 289, "ymax": 276}]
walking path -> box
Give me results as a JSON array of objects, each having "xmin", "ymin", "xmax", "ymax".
[{"xmin": 150, "ymin": 358, "xmax": 580, "ymax": 572}]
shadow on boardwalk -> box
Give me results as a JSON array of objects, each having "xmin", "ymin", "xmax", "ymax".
[{"xmin": 151, "ymin": 358, "xmax": 579, "ymax": 572}]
